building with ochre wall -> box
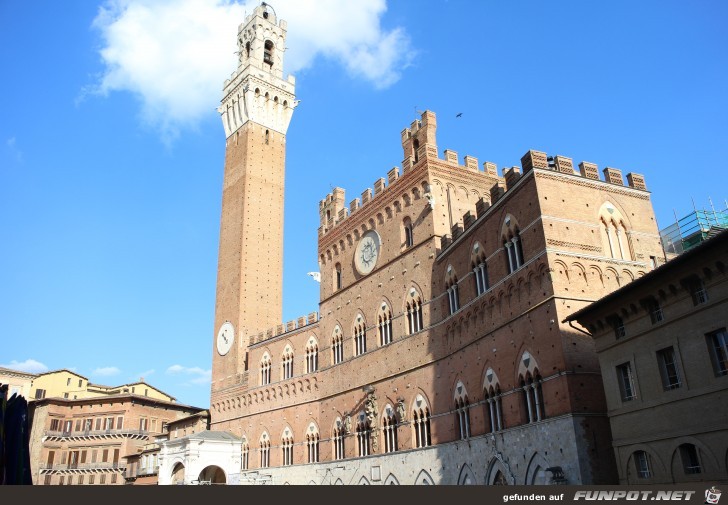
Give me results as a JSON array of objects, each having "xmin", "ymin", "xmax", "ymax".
[
  {"xmin": 565, "ymin": 230, "xmax": 728, "ymax": 484},
  {"xmin": 160, "ymin": 3, "xmax": 666, "ymax": 485}
]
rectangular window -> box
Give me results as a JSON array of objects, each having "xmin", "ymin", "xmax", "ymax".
[
  {"xmin": 688, "ymin": 278, "xmax": 708, "ymax": 306},
  {"xmin": 100, "ymin": 474, "xmax": 106, "ymax": 485},
  {"xmin": 102, "ymin": 449, "xmax": 109, "ymax": 463},
  {"xmin": 95, "ymin": 418, "xmax": 102, "ymax": 431},
  {"xmin": 89, "ymin": 475, "xmax": 95, "ymax": 485},
  {"xmin": 657, "ymin": 347, "xmax": 682, "ymax": 390},
  {"xmin": 116, "ymin": 417, "xmax": 123, "ymax": 430},
  {"xmin": 140, "ymin": 418, "xmax": 148, "ymax": 431},
  {"xmin": 646, "ymin": 298, "xmax": 664, "ymax": 324},
  {"xmin": 616, "ymin": 362, "xmax": 637, "ymax": 401},
  {"xmin": 35, "ymin": 389, "xmax": 46, "ymax": 399},
  {"xmin": 50, "ymin": 419, "xmax": 60, "ymax": 431},
  {"xmin": 44, "ymin": 475, "xmax": 51, "ymax": 485},
  {"xmin": 75, "ymin": 420, "xmax": 81, "ymax": 431},
  {"xmin": 67, "ymin": 378, "xmax": 71, "ymax": 386},
  {"xmin": 78, "ymin": 475, "xmax": 85, "ymax": 485},
  {"xmin": 151, "ymin": 418, "xmax": 157, "ymax": 432},
  {"xmin": 91, "ymin": 450, "xmax": 98, "ymax": 463},
  {"xmin": 78, "ymin": 379, "xmax": 83, "ymax": 387},
  {"xmin": 59, "ymin": 476, "xmax": 65, "ymax": 485},
  {"xmin": 707, "ymin": 328, "xmax": 728, "ymax": 377},
  {"xmin": 609, "ymin": 315, "xmax": 626, "ymax": 339},
  {"xmin": 105, "ymin": 417, "xmax": 114, "ymax": 430},
  {"xmin": 111, "ymin": 474, "xmax": 117, "ymax": 484}
]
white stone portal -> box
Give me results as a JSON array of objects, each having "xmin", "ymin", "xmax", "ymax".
[{"xmin": 158, "ymin": 431, "xmax": 241, "ymax": 485}]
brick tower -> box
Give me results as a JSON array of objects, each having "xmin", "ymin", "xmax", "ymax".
[{"xmin": 211, "ymin": 3, "xmax": 296, "ymax": 416}]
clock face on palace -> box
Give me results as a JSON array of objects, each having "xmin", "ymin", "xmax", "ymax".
[
  {"xmin": 216, "ymin": 322, "xmax": 235, "ymax": 356},
  {"xmin": 355, "ymin": 231, "xmax": 381, "ymax": 275}
]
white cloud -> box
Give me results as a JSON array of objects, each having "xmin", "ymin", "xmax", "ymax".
[
  {"xmin": 5, "ymin": 137, "xmax": 23, "ymax": 162},
  {"xmin": 166, "ymin": 364, "xmax": 211, "ymax": 385},
  {"xmin": 92, "ymin": 366, "xmax": 121, "ymax": 377},
  {"xmin": 137, "ymin": 368, "xmax": 156, "ymax": 379},
  {"xmin": 0, "ymin": 359, "xmax": 49, "ymax": 374},
  {"xmin": 90, "ymin": 0, "xmax": 412, "ymax": 140}
]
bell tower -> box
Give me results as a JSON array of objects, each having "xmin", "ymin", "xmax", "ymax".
[{"xmin": 211, "ymin": 2, "xmax": 296, "ymax": 411}]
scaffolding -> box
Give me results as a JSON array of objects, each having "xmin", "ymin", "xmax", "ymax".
[{"xmin": 660, "ymin": 204, "xmax": 728, "ymax": 255}]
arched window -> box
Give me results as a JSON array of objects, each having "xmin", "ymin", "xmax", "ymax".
[
  {"xmin": 353, "ymin": 316, "xmax": 367, "ymax": 356},
  {"xmin": 260, "ymin": 433, "xmax": 270, "ymax": 468},
  {"xmin": 403, "ymin": 217, "xmax": 414, "ymax": 248},
  {"xmin": 378, "ymin": 303, "xmax": 393, "ymax": 346},
  {"xmin": 503, "ymin": 229, "xmax": 524, "ymax": 274},
  {"xmin": 265, "ymin": 129, "xmax": 269, "ymax": 145},
  {"xmin": 241, "ymin": 437, "xmax": 249, "ymax": 470},
  {"xmin": 281, "ymin": 346, "xmax": 294, "ymax": 380},
  {"xmin": 305, "ymin": 337, "xmax": 318, "ymax": 373},
  {"xmin": 260, "ymin": 353, "xmax": 271, "ymax": 386},
  {"xmin": 382, "ymin": 405, "xmax": 398, "ymax": 453},
  {"xmin": 334, "ymin": 263, "xmax": 342, "ymax": 291},
  {"xmin": 599, "ymin": 203, "xmax": 633, "ymax": 261},
  {"xmin": 263, "ymin": 40, "xmax": 274, "ymax": 66},
  {"xmin": 356, "ymin": 412, "xmax": 371, "ymax": 457},
  {"xmin": 520, "ymin": 372, "xmax": 544, "ymax": 424},
  {"xmin": 406, "ymin": 290, "xmax": 424, "ymax": 334},
  {"xmin": 245, "ymin": 41, "xmax": 251, "ymax": 59},
  {"xmin": 678, "ymin": 443, "xmax": 702, "ymax": 475},
  {"xmin": 333, "ymin": 418, "xmax": 345, "ymax": 460},
  {"xmin": 332, "ymin": 326, "xmax": 344, "ymax": 365},
  {"xmin": 446, "ymin": 269, "xmax": 460, "ymax": 315},
  {"xmin": 282, "ymin": 428, "xmax": 294, "ymax": 466},
  {"xmin": 472, "ymin": 243, "xmax": 489, "ymax": 296},
  {"xmin": 306, "ymin": 424, "xmax": 319, "ymax": 463},
  {"xmin": 413, "ymin": 139, "xmax": 420, "ymax": 163},
  {"xmin": 412, "ymin": 395, "xmax": 431, "ymax": 448},
  {"xmin": 454, "ymin": 382, "xmax": 471, "ymax": 439},
  {"xmin": 632, "ymin": 450, "xmax": 651, "ymax": 479}
]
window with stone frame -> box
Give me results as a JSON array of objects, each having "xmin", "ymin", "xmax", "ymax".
[
  {"xmin": 706, "ymin": 328, "xmax": 728, "ymax": 376},
  {"xmin": 519, "ymin": 372, "xmax": 545, "ymax": 424},
  {"xmin": 406, "ymin": 291, "xmax": 424, "ymax": 334},
  {"xmin": 306, "ymin": 425, "xmax": 320, "ymax": 464},
  {"xmin": 412, "ymin": 395, "xmax": 431, "ymax": 448},
  {"xmin": 679, "ymin": 443, "xmax": 702, "ymax": 475},
  {"xmin": 616, "ymin": 362, "xmax": 637, "ymax": 401},
  {"xmin": 281, "ymin": 346, "xmax": 294, "ymax": 380},
  {"xmin": 260, "ymin": 353, "xmax": 272, "ymax": 385},
  {"xmin": 656, "ymin": 346, "xmax": 682, "ymax": 390},
  {"xmin": 353, "ymin": 317, "xmax": 367, "ymax": 356},
  {"xmin": 356, "ymin": 413, "xmax": 371, "ymax": 457}
]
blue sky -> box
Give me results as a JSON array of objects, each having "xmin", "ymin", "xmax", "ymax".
[{"xmin": 1, "ymin": 1, "xmax": 726, "ymax": 409}]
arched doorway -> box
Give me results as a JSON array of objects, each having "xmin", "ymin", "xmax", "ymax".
[
  {"xmin": 171, "ymin": 463, "xmax": 185, "ymax": 485},
  {"xmin": 198, "ymin": 465, "xmax": 226, "ymax": 484}
]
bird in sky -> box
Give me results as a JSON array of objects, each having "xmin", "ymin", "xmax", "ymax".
[{"xmin": 456, "ymin": 113, "xmax": 463, "ymax": 118}]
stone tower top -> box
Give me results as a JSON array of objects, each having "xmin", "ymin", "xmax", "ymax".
[{"xmin": 218, "ymin": 2, "xmax": 297, "ymax": 138}]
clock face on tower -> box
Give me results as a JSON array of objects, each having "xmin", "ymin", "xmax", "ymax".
[
  {"xmin": 355, "ymin": 231, "xmax": 381, "ymax": 275},
  {"xmin": 216, "ymin": 322, "xmax": 235, "ymax": 356}
]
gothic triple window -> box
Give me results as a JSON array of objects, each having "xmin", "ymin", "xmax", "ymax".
[
  {"xmin": 412, "ymin": 395, "xmax": 431, "ymax": 448},
  {"xmin": 454, "ymin": 383, "xmax": 471, "ymax": 439},
  {"xmin": 382, "ymin": 407, "xmax": 398, "ymax": 453},
  {"xmin": 332, "ymin": 326, "xmax": 344, "ymax": 365},
  {"xmin": 520, "ymin": 373, "xmax": 545, "ymax": 424},
  {"xmin": 378, "ymin": 303, "xmax": 393, "ymax": 346},
  {"xmin": 484, "ymin": 385, "xmax": 504, "ymax": 432},
  {"xmin": 353, "ymin": 317, "xmax": 367, "ymax": 356},
  {"xmin": 260, "ymin": 354, "xmax": 272, "ymax": 386},
  {"xmin": 306, "ymin": 337, "xmax": 319, "ymax": 373},
  {"xmin": 356, "ymin": 413, "xmax": 371, "ymax": 457},
  {"xmin": 407, "ymin": 293, "xmax": 424, "ymax": 334},
  {"xmin": 282, "ymin": 429, "xmax": 294, "ymax": 466},
  {"xmin": 333, "ymin": 419, "xmax": 345, "ymax": 460},
  {"xmin": 281, "ymin": 346, "xmax": 294, "ymax": 380}
]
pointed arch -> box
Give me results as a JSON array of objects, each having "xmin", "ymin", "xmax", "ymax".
[
  {"xmin": 384, "ymin": 473, "xmax": 400, "ymax": 485},
  {"xmin": 458, "ymin": 463, "xmax": 476, "ymax": 485},
  {"xmin": 352, "ymin": 312, "xmax": 367, "ymax": 356},
  {"xmin": 411, "ymin": 392, "xmax": 432, "ymax": 448},
  {"xmin": 415, "ymin": 469, "xmax": 434, "ymax": 485}
]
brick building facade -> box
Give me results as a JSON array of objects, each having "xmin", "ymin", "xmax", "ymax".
[
  {"xmin": 168, "ymin": 3, "xmax": 666, "ymax": 485},
  {"xmin": 30, "ymin": 395, "xmax": 202, "ymax": 485}
]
